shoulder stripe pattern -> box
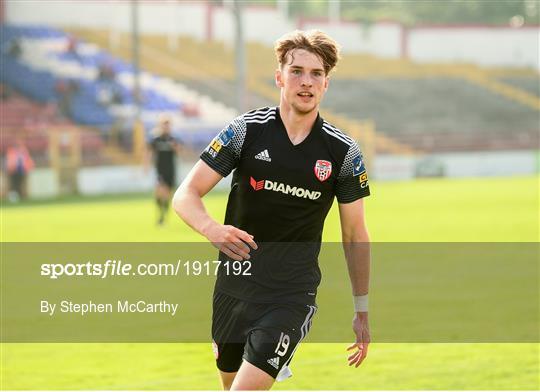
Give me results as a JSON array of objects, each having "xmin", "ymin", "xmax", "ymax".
[
  {"xmin": 338, "ymin": 142, "xmax": 362, "ymax": 179},
  {"xmin": 244, "ymin": 106, "xmax": 273, "ymax": 116},
  {"xmin": 244, "ymin": 107, "xmax": 276, "ymax": 124},
  {"xmin": 228, "ymin": 116, "xmax": 247, "ymax": 159},
  {"xmin": 200, "ymin": 114, "xmax": 247, "ymax": 178},
  {"xmin": 322, "ymin": 121, "xmax": 354, "ymax": 146}
]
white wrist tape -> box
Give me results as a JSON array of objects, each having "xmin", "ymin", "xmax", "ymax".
[{"xmin": 353, "ymin": 294, "xmax": 369, "ymax": 313}]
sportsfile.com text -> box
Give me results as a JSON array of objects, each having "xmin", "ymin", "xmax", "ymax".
[{"xmin": 40, "ymin": 259, "xmax": 252, "ymax": 279}]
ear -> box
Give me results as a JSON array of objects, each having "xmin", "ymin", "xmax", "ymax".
[
  {"xmin": 323, "ymin": 76, "xmax": 329, "ymax": 92},
  {"xmin": 275, "ymin": 68, "xmax": 284, "ymax": 88}
]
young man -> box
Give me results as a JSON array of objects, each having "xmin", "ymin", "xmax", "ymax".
[
  {"xmin": 173, "ymin": 30, "xmax": 371, "ymax": 390},
  {"xmin": 146, "ymin": 115, "xmax": 181, "ymax": 225}
]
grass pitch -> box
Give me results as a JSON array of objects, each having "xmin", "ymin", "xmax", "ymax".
[
  {"xmin": 1, "ymin": 176, "xmax": 538, "ymax": 390},
  {"xmin": 2, "ymin": 176, "xmax": 537, "ymax": 242}
]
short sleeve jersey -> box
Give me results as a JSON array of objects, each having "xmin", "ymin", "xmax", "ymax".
[
  {"xmin": 201, "ymin": 107, "xmax": 370, "ymax": 303},
  {"xmin": 149, "ymin": 134, "xmax": 177, "ymax": 175}
]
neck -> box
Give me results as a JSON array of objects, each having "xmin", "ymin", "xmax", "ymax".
[{"xmin": 278, "ymin": 102, "xmax": 318, "ymax": 145}]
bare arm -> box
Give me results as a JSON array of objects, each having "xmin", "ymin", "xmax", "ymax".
[
  {"xmin": 339, "ymin": 198, "xmax": 370, "ymax": 295},
  {"xmin": 173, "ymin": 139, "xmax": 183, "ymax": 155},
  {"xmin": 338, "ymin": 198, "xmax": 371, "ymax": 367},
  {"xmin": 172, "ymin": 160, "xmax": 257, "ymax": 260},
  {"xmin": 143, "ymin": 145, "xmax": 153, "ymax": 173}
]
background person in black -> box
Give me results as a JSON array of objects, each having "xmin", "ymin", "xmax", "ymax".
[
  {"xmin": 173, "ymin": 30, "xmax": 370, "ymax": 390},
  {"xmin": 146, "ymin": 115, "xmax": 181, "ymax": 225}
]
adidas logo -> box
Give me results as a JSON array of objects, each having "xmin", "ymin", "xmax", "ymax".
[
  {"xmin": 255, "ymin": 149, "xmax": 271, "ymax": 162},
  {"xmin": 267, "ymin": 356, "xmax": 280, "ymax": 369}
]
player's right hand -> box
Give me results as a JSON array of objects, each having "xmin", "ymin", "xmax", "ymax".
[{"xmin": 205, "ymin": 223, "xmax": 258, "ymax": 261}]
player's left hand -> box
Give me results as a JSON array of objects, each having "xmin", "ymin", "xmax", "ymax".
[{"xmin": 347, "ymin": 312, "xmax": 370, "ymax": 367}]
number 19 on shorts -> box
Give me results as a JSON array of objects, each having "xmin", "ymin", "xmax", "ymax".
[{"xmin": 275, "ymin": 332, "xmax": 290, "ymax": 357}]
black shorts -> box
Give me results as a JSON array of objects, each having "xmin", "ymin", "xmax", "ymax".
[
  {"xmin": 156, "ymin": 170, "xmax": 175, "ymax": 188},
  {"xmin": 211, "ymin": 291, "xmax": 317, "ymax": 380},
  {"xmin": 9, "ymin": 172, "xmax": 25, "ymax": 194}
]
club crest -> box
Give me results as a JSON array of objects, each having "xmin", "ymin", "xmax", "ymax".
[{"xmin": 314, "ymin": 160, "xmax": 332, "ymax": 182}]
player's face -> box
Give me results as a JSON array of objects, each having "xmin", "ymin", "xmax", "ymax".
[
  {"xmin": 161, "ymin": 121, "xmax": 171, "ymax": 135},
  {"xmin": 276, "ymin": 49, "xmax": 329, "ymax": 115}
]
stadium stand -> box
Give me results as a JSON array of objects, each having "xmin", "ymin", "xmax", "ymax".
[
  {"xmin": 68, "ymin": 28, "xmax": 538, "ymax": 154},
  {"xmin": 323, "ymin": 78, "xmax": 539, "ymax": 151},
  {"xmin": 3, "ymin": 24, "xmax": 538, "ymax": 163},
  {"xmin": 0, "ymin": 85, "xmax": 104, "ymax": 166},
  {"xmin": 1, "ymin": 24, "xmax": 238, "ymax": 156},
  {"xmin": 496, "ymin": 76, "xmax": 540, "ymax": 98}
]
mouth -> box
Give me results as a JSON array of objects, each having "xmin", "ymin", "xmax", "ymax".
[{"xmin": 297, "ymin": 92, "xmax": 314, "ymax": 99}]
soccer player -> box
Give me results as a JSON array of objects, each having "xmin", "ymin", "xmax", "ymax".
[
  {"xmin": 173, "ymin": 30, "xmax": 371, "ymax": 390},
  {"xmin": 146, "ymin": 114, "xmax": 181, "ymax": 225}
]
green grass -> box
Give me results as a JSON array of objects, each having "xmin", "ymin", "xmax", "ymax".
[
  {"xmin": 2, "ymin": 176, "xmax": 538, "ymax": 242},
  {"xmin": 1, "ymin": 176, "xmax": 539, "ymax": 390},
  {"xmin": 2, "ymin": 343, "xmax": 538, "ymax": 390}
]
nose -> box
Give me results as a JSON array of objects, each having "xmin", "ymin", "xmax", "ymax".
[{"xmin": 300, "ymin": 74, "xmax": 312, "ymax": 87}]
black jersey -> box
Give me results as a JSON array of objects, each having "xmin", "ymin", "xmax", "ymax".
[
  {"xmin": 201, "ymin": 107, "xmax": 370, "ymax": 303},
  {"xmin": 149, "ymin": 134, "xmax": 177, "ymax": 176}
]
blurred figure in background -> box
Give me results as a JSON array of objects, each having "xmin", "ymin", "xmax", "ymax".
[
  {"xmin": 5, "ymin": 137, "xmax": 34, "ymax": 202},
  {"xmin": 5, "ymin": 37, "xmax": 22, "ymax": 59},
  {"xmin": 55, "ymin": 79, "xmax": 79, "ymax": 119},
  {"xmin": 65, "ymin": 35, "xmax": 81, "ymax": 62},
  {"xmin": 145, "ymin": 114, "xmax": 181, "ymax": 225},
  {"xmin": 97, "ymin": 61, "xmax": 116, "ymax": 83},
  {"xmin": 97, "ymin": 61, "xmax": 123, "ymax": 108}
]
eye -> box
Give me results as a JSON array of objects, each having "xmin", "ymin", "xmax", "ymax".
[
  {"xmin": 313, "ymin": 71, "xmax": 323, "ymax": 77},
  {"xmin": 292, "ymin": 69, "xmax": 301, "ymax": 75}
]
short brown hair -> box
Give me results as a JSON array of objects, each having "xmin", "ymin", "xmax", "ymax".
[{"xmin": 274, "ymin": 30, "xmax": 340, "ymax": 75}]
